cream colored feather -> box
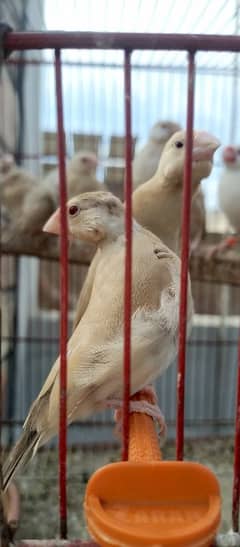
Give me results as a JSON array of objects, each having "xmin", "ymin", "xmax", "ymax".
[
  {"xmin": 3, "ymin": 191, "xmax": 190, "ymax": 490},
  {"xmin": 73, "ymin": 129, "xmax": 220, "ymax": 329}
]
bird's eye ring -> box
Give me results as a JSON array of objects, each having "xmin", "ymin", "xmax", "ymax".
[
  {"xmin": 175, "ymin": 141, "xmax": 184, "ymax": 148},
  {"xmin": 69, "ymin": 204, "xmax": 80, "ymax": 216}
]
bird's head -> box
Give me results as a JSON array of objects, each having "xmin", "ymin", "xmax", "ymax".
[
  {"xmin": 157, "ymin": 130, "xmax": 220, "ymax": 188},
  {"xmin": 222, "ymin": 146, "xmax": 240, "ymax": 169},
  {"xmin": 43, "ymin": 191, "xmax": 125, "ymax": 244},
  {"xmin": 71, "ymin": 151, "xmax": 98, "ymax": 174},
  {"xmin": 149, "ymin": 121, "xmax": 182, "ymax": 144}
]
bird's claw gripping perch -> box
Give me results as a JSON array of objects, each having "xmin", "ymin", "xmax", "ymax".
[{"xmin": 106, "ymin": 385, "xmax": 167, "ymax": 442}]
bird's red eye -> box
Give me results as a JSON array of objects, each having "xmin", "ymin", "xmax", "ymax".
[{"xmin": 69, "ymin": 204, "xmax": 80, "ymax": 216}]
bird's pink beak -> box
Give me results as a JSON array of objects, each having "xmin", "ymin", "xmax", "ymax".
[
  {"xmin": 192, "ymin": 131, "xmax": 220, "ymax": 162},
  {"xmin": 43, "ymin": 207, "xmax": 61, "ymax": 235}
]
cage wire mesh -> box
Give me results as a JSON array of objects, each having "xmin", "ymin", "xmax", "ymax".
[{"xmin": 0, "ymin": 30, "xmax": 240, "ymax": 543}]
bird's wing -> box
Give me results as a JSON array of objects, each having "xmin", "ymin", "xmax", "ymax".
[
  {"xmin": 50, "ymin": 237, "xmax": 183, "ymax": 424},
  {"xmin": 72, "ymin": 249, "xmax": 101, "ymax": 330},
  {"xmin": 2, "ymin": 235, "xmax": 184, "ymax": 490}
]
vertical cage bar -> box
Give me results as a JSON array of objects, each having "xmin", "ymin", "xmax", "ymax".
[
  {"xmin": 176, "ymin": 51, "xmax": 195, "ymax": 461},
  {"xmin": 0, "ymin": 243, "xmax": 3, "ymax": 527},
  {"xmin": 122, "ymin": 49, "xmax": 133, "ymax": 462},
  {"xmin": 232, "ymin": 335, "xmax": 240, "ymax": 532},
  {"xmin": 54, "ymin": 48, "xmax": 68, "ymax": 539}
]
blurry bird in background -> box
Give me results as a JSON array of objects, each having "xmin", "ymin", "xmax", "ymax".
[
  {"xmin": 3, "ymin": 191, "xmax": 190, "ymax": 490},
  {"xmin": 19, "ymin": 150, "xmax": 103, "ymax": 308},
  {"xmin": 133, "ymin": 130, "xmax": 219, "ymax": 254},
  {"xmin": 19, "ymin": 150, "xmax": 102, "ymax": 236},
  {"xmin": 42, "ymin": 150, "xmax": 102, "ymax": 197},
  {"xmin": 132, "ymin": 121, "xmax": 207, "ymax": 253},
  {"xmin": 208, "ymin": 145, "xmax": 240, "ymax": 257},
  {"xmin": 0, "ymin": 150, "xmax": 102, "ymax": 241},
  {"xmin": 132, "ymin": 121, "xmax": 182, "ymax": 188},
  {"xmin": 1, "ymin": 150, "xmax": 103, "ymax": 310},
  {"xmin": 73, "ymin": 130, "xmax": 220, "ymax": 329},
  {"xmin": 0, "ymin": 158, "xmax": 33, "ymax": 442},
  {"xmin": 0, "ymin": 154, "xmax": 37, "ymax": 223}
]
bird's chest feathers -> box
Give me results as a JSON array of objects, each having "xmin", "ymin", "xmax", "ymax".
[
  {"xmin": 219, "ymin": 171, "xmax": 240, "ymax": 200},
  {"xmin": 219, "ymin": 171, "xmax": 240, "ymax": 228},
  {"xmin": 142, "ymin": 186, "xmax": 182, "ymax": 252},
  {"xmin": 91, "ymin": 240, "xmax": 171, "ymax": 314}
]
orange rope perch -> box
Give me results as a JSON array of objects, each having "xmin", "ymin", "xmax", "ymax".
[{"xmin": 84, "ymin": 390, "xmax": 221, "ymax": 547}]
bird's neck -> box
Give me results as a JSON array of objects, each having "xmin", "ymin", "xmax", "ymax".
[
  {"xmin": 134, "ymin": 176, "xmax": 199, "ymax": 254},
  {"xmin": 98, "ymin": 216, "xmax": 124, "ymax": 247},
  {"xmin": 98, "ymin": 218, "xmax": 139, "ymax": 249}
]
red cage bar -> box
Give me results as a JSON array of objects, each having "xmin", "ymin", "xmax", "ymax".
[
  {"xmin": 4, "ymin": 31, "xmax": 240, "ymax": 52},
  {"xmin": 176, "ymin": 52, "xmax": 195, "ymax": 461},
  {"xmin": 54, "ymin": 49, "xmax": 69, "ymax": 539},
  {"xmin": 232, "ymin": 335, "xmax": 240, "ymax": 532},
  {"xmin": 122, "ymin": 50, "xmax": 133, "ymax": 461},
  {"xmin": 1, "ymin": 30, "xmax": 240, "ymax": 543}
]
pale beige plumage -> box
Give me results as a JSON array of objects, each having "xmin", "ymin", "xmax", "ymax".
[
  {"xmin": 73, "ymin": 130, "xmax": 220, "ymax": 329},
  {"xmin": 132, "ymin": 121, "xmax": 181, "ymax": 189},
  {"xmin": 3, "ymin": 191, "xmax": 189, "ymax": 490},
  {"xmin": 0, "ymin": 154, "xmax": 37, "ymax": 221},
  {"xmin": 133, "ymin": 130, "xmax": 219, "ymax": 253},
  {"xmin": 207, "ymin": 145, "xmax": 240, "ymax": 257},
  {"xmin": 132, "ymin": 124, "xmax": 207, "ymax": 252},
  {"xmin": 218, "ymin": 145, "xmax": 240, "ymax": 232},
  {"xmin": 189, "ymin": 188, "xmax": 206, "ymax": 252},
  {"xmin": 42, "ymin": 150, "xmax": 103, "ymax": 197},
  {"xmin": 0, "ymin": 159, "xmax": 37, "ymax": 377},
  {"xmin": 18, "ymin": 150, "xmax": 103, "ymax": 235}
]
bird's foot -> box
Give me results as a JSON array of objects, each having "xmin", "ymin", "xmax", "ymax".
[
  {"xmin": 106, "ymin": 385, "xmax": 167, "ymax": 441},
  {"xmin": 207, "ymin": 235, "xmax": 240, "ymax": 259}
]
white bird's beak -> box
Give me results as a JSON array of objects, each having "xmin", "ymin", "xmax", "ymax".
[
  {"xmin": 43, "ymin": 207, "xmax": 61, "ymax": 235},
  {"xmin": 192, "ymin": 131, "xmax": 221, "ymax": 162}
]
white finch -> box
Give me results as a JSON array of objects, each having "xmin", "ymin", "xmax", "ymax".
[
  {"xmin": 3, "ymin": 191, "xmax": 190, "ymax": 490},
  {"xmin": 73, "ymin": 130, "xmax": 220, "ymax": 329},
  {"xmin": 214, "ymin": 146, "xmax": 240, "ymax": 254}
]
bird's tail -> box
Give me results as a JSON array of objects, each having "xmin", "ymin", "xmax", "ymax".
[{"xmin": 2, "ymin": 429, "xmax": 40, "ymax": 492}]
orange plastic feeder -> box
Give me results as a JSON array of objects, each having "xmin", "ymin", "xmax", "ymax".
[{"xmin": 84, "ymin": 392, "xmax": 221, "ymax": 547}]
